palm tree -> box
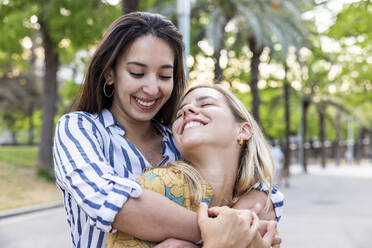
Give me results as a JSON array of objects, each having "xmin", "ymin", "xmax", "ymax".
[
  {"xmin": 227, "ymin": 0, "xmax": 309, "ymax": 175},
  {"xmin": 298, "ymin": 43, "xmax": 351, "ymax": 171},
  {"xmin": 232, "ymin": 0, "xmax": 308, "ymax": 125}
]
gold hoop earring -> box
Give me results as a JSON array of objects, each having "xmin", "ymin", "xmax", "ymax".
[
  {"xmin": 103, "ymin": 82, "xmax": 114, "ymax": 98},
  {"xmin": 239, "ymin": 139, "xmax": 244, "ymax": 146}
]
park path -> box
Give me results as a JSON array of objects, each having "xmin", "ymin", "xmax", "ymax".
[
  {"xmin": 0, "ymin": 163, "xmax": 371, "ymax": 248},
  {"xmin": 0, "ymin": 207, "xmax": 69, "ymax": 248},
  {"xmin": 279, "ymin": 163, "xmax": 372, "ymax": 248}
]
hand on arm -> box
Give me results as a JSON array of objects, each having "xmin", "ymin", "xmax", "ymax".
[
  {"xmin": 233, "ymin": 190, "xmax": 282, "ymax": 246},
  {"xmin": 247, "ymin": 221, "xmax": 277, "ymax": 248},
  {"xmin": 198, "ymin": 203, "xmax": 259, "ymax": 248}
]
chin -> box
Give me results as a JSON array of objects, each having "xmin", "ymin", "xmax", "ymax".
[
  {"xmin": 132, "ymin": 112, "xmax": 158, "ymax": 122},
  {"xmin": 179, "ymin": 138, "xmax": 204, "ymax": 151}
]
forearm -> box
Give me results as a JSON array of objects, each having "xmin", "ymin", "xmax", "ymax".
[{"xmin": 112, "ymin": 189, "xmax": 201, "ymax": 242}]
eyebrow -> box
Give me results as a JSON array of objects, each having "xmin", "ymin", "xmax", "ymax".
[
  {"xmin": 127, "ymin": 61, "xmax": 173, "ymax": 69},
  {"xmin": 178, "ymin": 95, "xmax": 218, "ymax": 110}
]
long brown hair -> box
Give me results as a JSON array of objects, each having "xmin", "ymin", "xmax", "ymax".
[{"xmin": 74, "ymin": 12, "xmax": 185, "ymax": 125}]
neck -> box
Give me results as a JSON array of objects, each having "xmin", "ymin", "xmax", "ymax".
[
  {"xmin": 184, "ymin": 145, "xmax": 240, "ymax": 207},
  {"xmin": 109, "ymin": 108, "xmax": 155, "ymax": 142}
]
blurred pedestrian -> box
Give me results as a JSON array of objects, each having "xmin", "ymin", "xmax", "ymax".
[{"xmin": 271, "ymin": 141, "xmax": 288, "ymax": 187}]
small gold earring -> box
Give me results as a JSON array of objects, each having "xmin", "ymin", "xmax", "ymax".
[{"xmin": 239, "ymin": 139, "xmax": 244, "ymax": 146}]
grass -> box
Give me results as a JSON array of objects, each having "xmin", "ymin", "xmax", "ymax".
[
  {"xmin": 0, "ymin": 145, "xmax": 61, "ymax": 211},
  {"xmin": 0, "ymin": 145, "xmax": 38, "ymax": 168}
]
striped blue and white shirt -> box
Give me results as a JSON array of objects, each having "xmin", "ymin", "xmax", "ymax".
[
  {"xmin": 53, "ymin": 109, "xmax": 284, "ymax": 248},
  {"xmin": 53, "ymin": 109, "xmax": 181, "ymax": 247}
]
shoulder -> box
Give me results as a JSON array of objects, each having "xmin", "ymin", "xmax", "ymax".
[
  {"xmin": 57, "ymin": 111, "xmax": 97, "ymax": 125},
  {"xmin": 60, "ymin": 111, "xmax": 98, "ymax": 121},
  {"xmin": 139, "ymin": 167, "xmax": 189, "ymax": 207},
  {"xmin": 56, "ymin": 111, "xmax": 102, "ymax": 130},
  {"xmin": 137, "ymin": 167, "xmax": 187, "ymax": 199},
  {"xmin": 137, "ymin": 167, "xmax": 186, "ymax": 190}
]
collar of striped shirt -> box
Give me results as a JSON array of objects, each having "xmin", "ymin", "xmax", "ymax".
[{"xmin": 100, "ymin": 109, "xmax": 168, "ymax": 139}]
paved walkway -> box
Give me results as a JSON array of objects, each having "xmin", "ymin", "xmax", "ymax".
[
  {"xmin": 279, "ymin": 163, "xmax": 372, "ymax": 248},
  {"xmin": 0, "ymin": 207, "xmax": 69, "ymax": 248},
  {"xmin": 1, "ymin": 163, "xmax": 371, "ymax": 247}
]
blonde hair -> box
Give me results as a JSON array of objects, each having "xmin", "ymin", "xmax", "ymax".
[{"xmin": 170, "ymin": 84, "xmax": 275, "ymax": 210}]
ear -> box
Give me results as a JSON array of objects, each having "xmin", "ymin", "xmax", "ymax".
[
  {"xmin": 237, "ymin": 122, "xmax": 252, "ymax": 141},
  {"xmin": 105, "ymin": 69, "xmax": 114, "ymax": 85}
]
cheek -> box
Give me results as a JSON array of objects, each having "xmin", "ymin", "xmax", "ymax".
[
  {"xmin": 162, "ymin": 81, "xmax": 174, "ymax": 100},
  {"xmin": 172, "ymin": 119, "xmax": 181, "ymax": 134}
]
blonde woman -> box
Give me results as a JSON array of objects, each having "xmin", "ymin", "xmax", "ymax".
[{"xmin": 107, "ymin": 84, "xmax": 282, "ymax": 248}]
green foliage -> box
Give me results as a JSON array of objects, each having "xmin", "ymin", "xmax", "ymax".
[
  {"xmin": 326, "ymin": 0, "xmax": 372, "ymax": 128},
  {"xmin": 57, "ymin": 80, "xmax": 81, "ymax": 114},
  {"xmin": 0, "ymin": 4, "xmax": 33, "ymax": 54},
  {"xmin": 0, "ymin": 145, "xmax": 38, "ymax": 168},
  {"xmin": 328, "ymin": 0, "xmax": 372, "ymax": 47},
  {"xmin": 0, "ymin": 4, "xmax": 34, "ymax": 69},
  {"xmin": 40, "ymin": 0, "xmax": 121, "ymax": 63},
  {"xmin": 0, "ymin": 0, "xmax": 370, "ymax": 149},
  {"xmin": 235, "ymin": 85, "xmax": 302, "ymax": 139},
  {"xmin": 0, "ymin": 0, "xmax": 122, "ymax": 69}
]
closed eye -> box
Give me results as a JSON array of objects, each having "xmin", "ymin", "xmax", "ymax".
[
  {"xmin": 160, "ymin": 75, "xmax": 172, "ymax": 80},
  {"xmin": 130, "ymin": 72, "xmax": 144, "ymax": 77},
  {"xmin": 200, "ymin": 103, "xmax": 213, "ymax": 107}
]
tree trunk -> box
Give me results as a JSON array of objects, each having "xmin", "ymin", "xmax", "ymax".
[
  {"xmin": 301, "ymin": 96, "xmax": 311, "ymax": 173},
  {"xmin": 122, "ymin": 0, "xmax": 139, "ymax": 14},
  {"xmin": 28, "ymin": 105, "xmax": 34, "ymax": 145},
  {"xmin": 319, "ymin": 106, "xmax": 326, "ymax": 168},
  {"xmin": 335, "ymin": 110, "xmax": 342, "ymax": 165},
  {"xmin": 355, "ymin": 127, "xmax": 365, "ymax": 164},
  {"xmin": 213, "ymin": 46, "xmax": 223, "ymax": 83},
  {"xmin": 283, "ymin": 64, "xmax": 290, "ymax": 171},
  {"xmin": 11, "ymin": 131, "xmax": 17, "ymax": 145},
  {"xmin": 38, "ymin": 21, "xmax": 59, "ymax": 173},
  {"xmin": 213, "ymin": 20, "xmax": 227, "ymax": 84},
  {"xmin": 248, "ymin": 37, "xmax": 264, "ymax": 125}
]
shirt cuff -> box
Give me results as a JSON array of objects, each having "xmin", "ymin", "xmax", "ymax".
[
  {"xmin": 94, "ymin": 174, "xmax": 143, "ymax": 232},
  {"xmin": 253, "ymin": 182, "xmax": 284, "ymax": 222}
]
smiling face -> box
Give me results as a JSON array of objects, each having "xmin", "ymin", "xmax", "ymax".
[
  {"xmin": 172, "ymin": 87, "xmax": 242, "ymax": 156},
  {"xmin": 107, "ymin": 34, "xmax": 174, "ymax": 124}
]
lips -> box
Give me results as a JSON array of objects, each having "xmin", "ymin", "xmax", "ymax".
[
  {"xmin": 181, "ymin": 118, "xmax": 207, "ymax": 134},
  {"xmin": 133, "ymin": 96, "xmax": 159, "ymax": 110}
]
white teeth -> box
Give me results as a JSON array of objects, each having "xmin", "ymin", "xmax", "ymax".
[
  {"xmin": 184, "ymin": 121, "xmax": 203, "ymax": 130},
  {"xmin": 135, "ymin": 98, "xmax": 156, "ymax": 107}
]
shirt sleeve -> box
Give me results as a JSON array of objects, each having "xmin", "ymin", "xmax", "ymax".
[
  {"xmin": 53, "ymin": 113, "xmax": 142, "ymax": 233},
  {"xmin": 253, "ymin": 182, "xmax": 284, "ymax": 222}
]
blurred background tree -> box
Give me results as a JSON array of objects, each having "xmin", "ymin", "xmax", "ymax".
[
  {"xmin": 0, "ymin": 0, "xmax": 120, "ymax": 175},
  {"xmin": 0, "ymin": 0, "xmax": 371, "ymax": 177}
]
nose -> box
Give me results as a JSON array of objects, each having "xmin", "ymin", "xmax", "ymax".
[
  {"xmin": 142, "ymin": 75, "xmax": 159, "ymax": 96},
  {"xmin": 181, "ymin": 104, "xmax": 198, "ymax": 118}
]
